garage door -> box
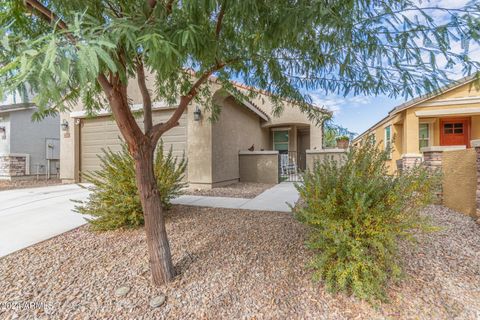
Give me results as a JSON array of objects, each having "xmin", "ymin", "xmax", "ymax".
[{"xmin": 80, "ymin": 110, "xmax": 187, "ymax": 176}]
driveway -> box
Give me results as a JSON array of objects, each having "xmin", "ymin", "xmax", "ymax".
[
  {"xmin": 0, "ymin": 182, "xmax": 299, "ymax": 258},
  {"xmin": 0, "ymin": 184, "xmax": 90, "ymax": 257}
]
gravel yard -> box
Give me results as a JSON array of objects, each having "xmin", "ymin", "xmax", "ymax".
[
  {"xmin": 185, "ymin": 182, "xmax": 274, "ymax": 198},
  {"xmin": 0, "ymin": 178, "xmax": 63, "ymax": 191},
  {"xmin": 1, "ymin": 205, "xmax": 479, "ymax": 319}
]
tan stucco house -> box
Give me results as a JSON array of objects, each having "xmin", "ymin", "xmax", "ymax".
[
  {"xmin": 353, "ymin": 76, "xmax": 480, "ymax": 173},
  {"xmin": 59, "ymin": 76, "xmax": 325, "ymax": 188}
]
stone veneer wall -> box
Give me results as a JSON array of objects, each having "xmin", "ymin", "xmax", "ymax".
[
  {"xmin": 0, "ymin": 155, "xmax": 27, "ymax": 177},
  {"xmin": 400, "ymin": 155, "xmax": 423, "ymax": 171},
  {"xmin": 423, "ymin": 151, "xmax": 444, "ymax": 203}
]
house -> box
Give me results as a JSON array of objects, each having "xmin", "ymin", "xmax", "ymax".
[
  {"xmin": 59, "ymin": 76, "xmax": 326, "ymax": 188},
  {"xmin": 0, "ymin": 100, "xmax": 60, "ymax": 180},
  {"xmin": 352, "ymin": 76, "xmax": 480, "ymax": 173}
]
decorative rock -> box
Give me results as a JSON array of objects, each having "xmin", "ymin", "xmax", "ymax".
[
  {"xmin": 149, "ymin": 295, "xmax": 166, "ymax": 308},
  {"xmin": 114, "ymin": 286, "xmax": 130, "ymax": 297}
]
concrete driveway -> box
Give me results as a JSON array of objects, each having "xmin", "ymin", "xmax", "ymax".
[{"xmin": 0, "ymin": 184, "xmax": 90, "ymax": 257}]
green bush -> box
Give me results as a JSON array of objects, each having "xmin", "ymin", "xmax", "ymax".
[
  {"xmin": 295, "ymin": 141, "xmax": 438, "ymax": 301},
  {"xmin": 75, "ymin": 141, "xmax": 186, "ymax": 231}
]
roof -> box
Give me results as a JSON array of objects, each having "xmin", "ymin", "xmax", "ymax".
[
  {"xmin": 0, "ymin": 102, "xmax": 35, "ymax": 114},
  {"xmin": 353, "ymin": 75, "xmax": 479, "ymax": 142}
]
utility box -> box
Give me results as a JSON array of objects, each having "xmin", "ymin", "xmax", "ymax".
[{"xmin": 46, "ymin": 138, "xmax": 60, "ymax": 160}]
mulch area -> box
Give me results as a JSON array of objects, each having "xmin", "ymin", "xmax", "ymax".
[
  {"xmin": 0, "ymin": 178, "xmax": 63, "ymax": 191},
  {"xmin": 0, "ymin": 205, "xmax": 479, "ymax": 319},
  {"xmin": 185, "ymin": 182, "xmax": 274, "ymax": 198}
]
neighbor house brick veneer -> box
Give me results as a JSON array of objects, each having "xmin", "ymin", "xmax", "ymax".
[{"xmin": 0, "ymin": 155, "xmax": 27, "ymax": 177}]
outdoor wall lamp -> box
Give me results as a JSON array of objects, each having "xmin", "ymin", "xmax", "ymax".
[
  {"xmin": 193, "ymin": 105, "xmax": 202, "ymax": 121},
  {"xmin": 0, "ymin": 126, "xmax": 5, "ymax": 139},
  {"xmin": 61, "ymin": 119, "xmax": 69, "ymax": 131}
]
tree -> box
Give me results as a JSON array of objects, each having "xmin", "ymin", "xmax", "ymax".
[{"xmin": 1, "ymin": 0, "xmax": 479, "ymax": 285}]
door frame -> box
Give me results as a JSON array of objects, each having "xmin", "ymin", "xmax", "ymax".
[{"xmin": 439, "ymin": 117, "xmax": 471, "ymax": 148}]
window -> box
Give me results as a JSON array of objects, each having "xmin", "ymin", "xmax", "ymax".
[
  {"xmin": 384, "ymin": 126, "xmax": 392, "ymax": 152},
  {"xmin": 419, "ymin": 123, "xmax": 430, "ymax": 148},
  {"xmin": 368, "ymin": 133, "xmax": 376, "ymax": 144},
  {"xmin": 273, "ymin": 130, "xmax": 289, "ymax": 152},
  {"xmin": 443, "ymin": 122, "xmax": 463, "ymax": 134}
]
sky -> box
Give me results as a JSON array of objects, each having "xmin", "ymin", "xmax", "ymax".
[{"xmin": 312, "ymin": 0, "xmax": 480, "ymax": 136}]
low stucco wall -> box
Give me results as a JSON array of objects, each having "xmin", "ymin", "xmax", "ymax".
[
  {"xmin": 306, "ymin": 149, "xmax": 347, "ymax": 171},
  {"xmin": 442, "ymin": 148, "xmax": 477, "ymax": 217},
  {"xmin": 239, "ymin": 151, "xmax": 279, "ymax": 184}
]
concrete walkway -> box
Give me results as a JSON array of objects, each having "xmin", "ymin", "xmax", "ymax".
[
  {"xmin": 0, "ymin": 182, "xmax": 299, "ymax": 258},
  {"xmin": 0, "ymin": 184, "xmax": 90, "ymax": 257},
  {"xmin": 172, "ymin": 182, "xmax": 299, "ymax": 212}
]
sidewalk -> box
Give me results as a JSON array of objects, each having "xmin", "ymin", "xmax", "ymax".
[{"xmin": 172, "ymin": 182, "xmax": 299, "ymax": 212}]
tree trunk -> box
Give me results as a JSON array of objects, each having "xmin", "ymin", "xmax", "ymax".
[{"xmin": 133, "ymin": 142, "xmax": 175, "ymax": 285}]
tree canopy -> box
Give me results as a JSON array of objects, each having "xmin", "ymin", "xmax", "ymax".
[{"xmin": 1, "ymin": 0, "xmax": 479, "ymax": 123}]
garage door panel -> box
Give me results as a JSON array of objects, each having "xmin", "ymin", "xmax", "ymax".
[{"xmin": 80, "ymin": 110, "xmax": 186, "ymax": 176}]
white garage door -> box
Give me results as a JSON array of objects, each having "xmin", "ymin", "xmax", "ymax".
[{"xmin": 80, "ymin": 110, "xmax": 187, "ymax": 176}]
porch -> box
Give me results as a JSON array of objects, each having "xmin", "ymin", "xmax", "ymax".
[{"xmin": 390, "ymin": 108, "xmax": 480, "ymax": 169}]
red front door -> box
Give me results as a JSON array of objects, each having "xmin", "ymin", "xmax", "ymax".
[{"xmin": 440, "ymin": 117, "xmax": 470, "ymax": 147}]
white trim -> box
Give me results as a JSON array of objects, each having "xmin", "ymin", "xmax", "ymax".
[
  {"xmin": 418, "ymin": 96, "xmax": 480, "ymax": 107},
  {"xmin": 400, "ymin": 153, "xmax": 423, "ymax": 158},
  {"xmin": 0, "ymin": 106, "xmax": 35, "ymax": 114},
  {"xmin": 419, "ymin": 122, "xmax": 433, "ymax": 148},
  {"xmin": 239, "ymin": 150, "xmax": 279, "ymax": 155},
  {"xmin": 420, "ymin": 146, "xmax": 466, "ymax": 152},
  {"xmin": 69, "ymin": 101, "xmax": 178, "ymax": 118},
  {"xmin": 471, "ymin": 139, "xmax": 480, "ymax": 148},
  {"xmin": 415, "ymin": 107, "xmax": 480, "ymax": 117},
  {"xmin": 271, "ymin": 127, "xmax": 291, "ymax": 131}
]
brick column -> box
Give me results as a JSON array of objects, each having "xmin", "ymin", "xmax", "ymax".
[
  {"xmin": 472, "ymin": 140, "xmax": 480, "ymax": 223},
  {"xmin": 422, "ymin": 150, "xmax": 443, "ymax": 203},
  {"xmin": 400, "ymin": 154, "xmax": 423, "ymax": 171}
]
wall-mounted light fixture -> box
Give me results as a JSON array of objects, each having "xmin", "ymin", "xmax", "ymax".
[
  {"xmin": 0, "ymin": 126, "xmax": 5, "ymax": 140},
  {"xmin": 193, "ymin": 106, "xmax": 202, "ymax": 121},
  {"xmin": 61, "ymin": 119, "xmax": 69, "ymax": 131}
]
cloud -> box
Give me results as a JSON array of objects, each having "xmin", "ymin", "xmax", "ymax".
[{"xmin": 309, "ymin": 93, "xmax": 372, "ymax": 115}]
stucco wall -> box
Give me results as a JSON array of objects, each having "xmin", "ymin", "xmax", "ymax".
[
  {"xmin": 442, "ymin": 148, "xmax": 477, "ymax": 217},
  {"xmin": 212, "ymin": 96, "xmax": 269, "ymax": 186},
  {"xmin": 306, "ymin": 149, "xmax": 347, "ymax": 171},
  {"xmin": 239, "ymin": 151, "xmax": 279, "ymax": 184},
  {"xmin": 10, "ymin": 109, "xmax": 59, "ymax": 175}
]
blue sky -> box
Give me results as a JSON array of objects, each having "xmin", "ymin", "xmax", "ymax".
[{"xmin": 311, "ymin": 0, "xmax": 480, "ymax": 136}]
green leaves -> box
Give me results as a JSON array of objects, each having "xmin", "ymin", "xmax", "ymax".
[
  {"xmin": 295, "ymin": 141, "xmax": 439, "ymax": 302},
  {"xmin": 1, "ymin": 0, "xmax": 479, "ymax": 121},
  {"xmin": 75, "ymin": 141, "xmax": 187, "ymax": 230}
]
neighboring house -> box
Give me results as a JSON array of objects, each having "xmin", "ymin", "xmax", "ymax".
[
  {"xmin": 0, "ymin": 102, "xmax": 60, "ymax": 180},
  {"xmin": 353, "ymin": 76, "xmax": 480, "ymax": 173},
  {"xmin": 59, "ymin": 76, "xmax": 326, "ymax": 188}
]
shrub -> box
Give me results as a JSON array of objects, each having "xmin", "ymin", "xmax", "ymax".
[
  {"xmin": 294, "ymin": 141, "xmax": 439, "ymax": 301},
  {"xmin": 75, "ymin": 141, "xmax": 187, "ymax": 230}
]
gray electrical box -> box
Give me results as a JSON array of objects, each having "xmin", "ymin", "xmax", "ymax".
[{"xmin": 46, "ymin": 138, "xmax": 60, "ymax": 160}]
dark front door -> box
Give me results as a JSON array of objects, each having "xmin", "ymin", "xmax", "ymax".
[{"xmin": 440, "ymin": 117, "xmax": 470, "ymax": 147}]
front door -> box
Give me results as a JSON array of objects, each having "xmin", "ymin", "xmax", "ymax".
[{"xmin": 440, "ymin": 117, "xmax": 470, "ymax": 147}]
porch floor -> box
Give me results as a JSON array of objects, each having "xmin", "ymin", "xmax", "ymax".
[{"xmin": 171, "ymin": 182, "xmax": 299, "ymax": 212}]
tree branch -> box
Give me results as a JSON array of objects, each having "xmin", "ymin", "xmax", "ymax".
[
  {"xmin": 23, "ymin": 0, "xmax": 76, "ymax": 43},
  {"xmin": 215, "ymin": 2, "xmax": 226, "ymax": 40},
  {"xmin": 150, "ymin": 62, "xmax": 228, "ymax": 145},
  {"xmin": 136, "ymin": 60, "xmax": 153, "ymax": 133}
]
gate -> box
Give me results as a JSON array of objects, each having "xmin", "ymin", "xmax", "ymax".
[{"xmin": 279, "ymin": 151, "xmax": 303, "ymax": 182}]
